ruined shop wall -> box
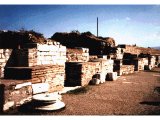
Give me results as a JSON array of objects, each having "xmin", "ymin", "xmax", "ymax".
[
  {"xmin": 119, "ymin": 65, "xmax": 135, "ymax": 75},
  {"xmin": 33, "ymin": 43, "xmax": 66, "ymax": 91},
  {"xmin": 132, "ymin": 58, "xmax": 149, "ymax": 71},
  {"xmin": 65, "ymin": 62, "xmax": 101, "ymax": 86},
  {"xmin": 149, "ymin": 56, "xmax": 156, "ymax": 68},
  {"xmin": 37, "ymin": 43, "xmax": 66, "ymax": 66},
  {"xmin": 31, "ymin": 65, "xmax": 65, "ymax": 92},
  {"xmin": 0, "ymin": 49, "xmax": 12, "ymax": 78},
  {"xmin": 118, "ymin": 45, "xmax": 139, "ymax": 54},
  {"xmin": 0, "ymin": 48, "xmax": 38, "ymax": 78},
  {"xmin": 114, "ymin": 64, "xmax": 134, "ymax": 76},
  {"xmin": 1, "ymin": 43, "xmax": 66, "ymax": 77},
  {"xmin": 124, "ymin": 45, "xmax": 140, "ymax": 54},
  {"xmin": 89, "ymin": 58, "xmax": 114, "ymax": 73},
  {"xmin": 65, "ymin": 59, "xmax": 114, "ymax": 86},
  {"xmin": 66, "ymin": 48, "xmax": 89, "ymax": 62},
  {"xmin": 109, "ymin": 48, "xmax": 124, "ymax": 59},
  {"xmin": 113, "ymin": 59, "xmax": 134, "ymax": 75},
  {"xmin": 4, "ymin": 65, "xmax": 65, "ymax": 92},
  {"xmin": 0, "ymin": 82, "xmax": 32, "ymax": 113}
]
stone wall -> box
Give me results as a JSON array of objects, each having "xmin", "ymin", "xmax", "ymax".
[
  {"xmin": 123, "ymin": 58, "xmax": 148, "ymax": 71},
  {"xmin": 0, "ymin": 49, "xmax": 12, "ymax": 78},
  {"xmin": 66, "ymin": 48, "xmax": 89, "ymax": 62},
  {"xmin": 109, "ymin": 48, "xmax": 123, "ymax": 59},
  {"xmin": 114, "ymin": 64, "xmax": 134, "ymax": 76},
  {"xmin": 0, "ymin": 82, "xmax": 32, "ymax": 112},
  {"xmin": 0, "ymin": 42, "xmax": 66, "ymax": 78},
  {"xmin": 65, "ymin": 59, "xmax": 114, "ymax": 86},
  {"xmin": 118, "ymin": 45, "xmax": 140, "ymax": 55},
  {"xmin": 133, "ymin": 58, "xmax": 149, "ymax": 71},
  {"xmin": 65, "ymin": 62, "xmax": 100, "ymax": 86},
  {"xmin": 114, "ymin": 60, "xmax": 134, "ymax": 75},
  {"xmin": 89, "ymin": 58, "xmax": 113, "ymax": 73},
  {"xmin": 32, "ymin": 65, "xmax": 65, "ymax": 92},
  {"xmin": 37, "ymin": 43, "xmax": 66, "ymax": 65},
  {"xmin": 4, "ymin": 65, "xmax": 65, "ymax": 92},
  {"xmin": 149, "ymin": 56, "xmax": 156, "ymax": 68},
  {"xmin": 119, "ymin": 65, "xmax": 134, "ymax": 75},
  {"xmin": 118, "ymin": 44, "xmax": 160, "ymax": 55}
]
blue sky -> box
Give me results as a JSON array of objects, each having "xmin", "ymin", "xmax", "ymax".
[{"xmin": 0, "ymin": 5, "xmax": 160, "ymax": 47}]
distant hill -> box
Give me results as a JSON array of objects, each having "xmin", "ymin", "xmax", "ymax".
[
  {"xmin": 51, "ymin": 31, "xmax": 116, "ymax": 55},
  {"xmin": 152, "ymin": 46, "xmax": 160, "ymax": 50},
  {"xmin": 0, "ymin": 30, "xmax": 45, "ymax": 48}
]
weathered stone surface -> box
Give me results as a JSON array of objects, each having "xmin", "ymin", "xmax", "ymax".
[
  {"xmin": 89, "ymin": 78, "xmax": 100, "ymax": 85},
  {"xmin": 1, "ymin": 82, "xmax": 32, "ymax": 112},
  {"xmin": 32, "ymin": 83, "xmax": 49, "ymax": 95},
  {"xmin": 106, "ymin": 72, "xmax": 118, "ymax": 81},
  {"xmin": 4, "ymin": 65, "xmax": 65, "ymax": 92},
  {"xmin": 33, "ymin": 100, "xmax": 65, "ymax": 111},
  {"xmin": 67, "ymin": 48, "xmax": 89, "ymax": 62},
  {"xmin": 65, "ymin": 59, "xmax": 114, "ymax": 86},
  {"xmin": 32, "ymin": 92, "xmax": 62, "ymax": 101},
  {"xmin": 0, "ymin": 49, "xmax": 12, "ymax": 78}
]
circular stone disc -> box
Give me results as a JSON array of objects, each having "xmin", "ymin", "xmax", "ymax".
[
  {"xmin": 34, "ymin": 101, "xmax": 65, "ymax": 111},
  {"xmin": 32, "ymin": 93, "xmax": 62, "ymax": 102}
]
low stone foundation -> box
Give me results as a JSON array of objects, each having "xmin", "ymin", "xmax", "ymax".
[
  {"xmin": 4, "ymin": 65, "xmax": 65, "ymax": 92},
  {"xmin": 0, "ymin": 82, "xmax": 32, "ymax": 113},
  {"xmin": 114, "ymin": 65, "xmax": 134, "ymax": 76},
  {"xmin": 65, "ymin": 62, "xmax": 100, "ymax": 86},
  {"xmin": 65, "ymin": 59, "xmax": 114, "ymax": 86}
]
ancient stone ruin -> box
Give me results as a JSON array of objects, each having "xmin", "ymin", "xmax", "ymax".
[{"xmin": 0, "ymin": 30, "xmax": 160, "ymax": 113}]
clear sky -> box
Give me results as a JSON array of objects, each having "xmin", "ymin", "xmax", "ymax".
[{"xmin": 0, "ymin": 5, "xmax": 160, "ymax": 47}]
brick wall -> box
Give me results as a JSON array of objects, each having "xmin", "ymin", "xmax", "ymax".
[
  {"xmin": 65, "ymin": 59, "xmax": 114, "ymax": 86},
  {"xmin": 4, "ymin": 65, "xmax": 65, "ymax": 92},
  {"xmin": 65, "ymin": 62, "xmax": 100, "ymax": 86},
  {"xmin": 31, "ymin": 65, "xmax": 65, "ymax": 92},
  {"xmin": 66, "ymin": 48, "xmax": 89, "ymax": 62},
  {"xmin": 0, "ymin": 42, "xmax": 66, "ymax": 78}
]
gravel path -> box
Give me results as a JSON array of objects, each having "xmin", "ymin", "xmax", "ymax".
[{"xmin": 6, "ymin": 68, "xmax": 160, "ymax": 115}]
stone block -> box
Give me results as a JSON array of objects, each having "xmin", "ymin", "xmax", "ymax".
[
  {"xmin": 0, "ymin": 59, "xmax": 5, "ymax": 63},
  {"xmin": 106, "ymin": 72, "xmax": 118, "ymax": 81},
  {"xmin": 0, "ymin": 49, "xmax": 3, "ymax": 54},
  {"xmin": 32, "ymin": 83, "xmax": 49, "ymax": 95}
]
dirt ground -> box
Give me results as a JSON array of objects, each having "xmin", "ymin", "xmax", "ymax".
[{"xmin": 4, "ymin": 68, "xmax": 160, "ymax": 115}]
